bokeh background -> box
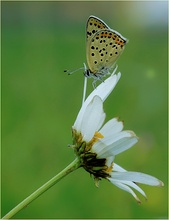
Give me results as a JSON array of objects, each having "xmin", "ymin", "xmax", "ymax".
[{"xmin": 2, "ymin": 1, "xmax": 168, "ymax": 219}]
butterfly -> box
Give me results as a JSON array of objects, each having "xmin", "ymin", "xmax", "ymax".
[{"xmin": 65, "ymin": 15, "xmax": 128, "ymax": 86}]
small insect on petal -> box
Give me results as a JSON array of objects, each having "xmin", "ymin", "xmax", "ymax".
[
  {"xmin": 85, "ymin": 15, "xmax": 128, "ymax": 82},
  {"xmin": 65, "ymin": 16, "xmax": 127, "ymax": 86}
]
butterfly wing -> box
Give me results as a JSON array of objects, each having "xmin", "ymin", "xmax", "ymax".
[
  {"xmin": 87, "ymin": 29, "xmax": 127, "ymax": 75},
  {"xmin": 86, "ymin": 16, "xmax": 110, "ymax": 75},
  {"xmin": 86, "ymin": 15, "xmax": 110, "ymax": 42}
]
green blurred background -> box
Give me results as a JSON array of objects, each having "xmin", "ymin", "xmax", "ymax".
[{"xmin": 2, "ymin": 1, "xmax": 168, "ymax": 219}]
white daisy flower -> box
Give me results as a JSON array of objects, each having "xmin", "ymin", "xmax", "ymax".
[{"xmin": 71, "ymin": 71, "xmax": 163, "ymax": 203}]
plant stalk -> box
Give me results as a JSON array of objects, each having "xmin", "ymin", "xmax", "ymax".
[{"xmin": 2, "ymin": 157, "xmax": 80, "ymax": 219}]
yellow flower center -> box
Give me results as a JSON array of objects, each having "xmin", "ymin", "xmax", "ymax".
[
  {"xmin": 94, "ymin": 131, "xmax": 104, "ymax": 140},
  {"xmin": 106, "ymin": 162, "xmax": 114, "ymax": 173},
  {"xmin": 87, "ymin": 131, "xmax": 104, "ymax": 150}
]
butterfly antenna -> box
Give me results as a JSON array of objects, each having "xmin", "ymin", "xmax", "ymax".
[{"xmin": 64, "ymin": 67, "xmax": 84, "ymax": 75}]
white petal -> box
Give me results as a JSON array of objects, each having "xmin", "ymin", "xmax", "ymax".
[
  {"xmin": 81, "ymin": 96, "xmax": 105, "ymax": 142},
  {"xmin": 73, "ymin": 72, "xmax": 120, "ymax": 131},
  {"xmin": 95, "ymin": 71, "xmax": 121, "ymax": 102},
  {"xmin": 97, "ymin": 135, "xmax": 138, "ymax": 158},
  {"xmin": 121, "ymin": 180, "xmax": 147, "ymax": 198},
  {"xmin": 93, "ymin": 131, "xmax": 132, "ymax": 154},
  {"xmin": 85, "ymin": 72, "xmax": 121, "ymax": 105},
  {"xmin": 109, "ymin": 177, "xmax": 146, "ymax": 198},
  {"xmin": 73, "ymin": 105, "xmax": 85, "ymax": 132},
  {"xmin": 110, "ymin": 171, "xmax": 164, "ymax": 186},
  {"xmin": 92, "ymin": 139, "xmax": 107, "ymax": 154},
  {"xmin": 108, "ymin": 178, "xmax": 141, "ymax": 203},
  {"xmin": 99, "ymin": 118, "xmax": 123, "ymax": 138},
  {"xmin": 113, "ymin": 163, "xmax": 127, "ymax": 172},
  {"xmin": 96, "ymin": 112, "xmax": 106, "ymax": 132},
  {"xmin": 100, "ymin": 130, "xmax": 135, "ymax": 146},
  {"xmin": 105, "ymin": 156, "xmax": 115, "ymax": 167}
]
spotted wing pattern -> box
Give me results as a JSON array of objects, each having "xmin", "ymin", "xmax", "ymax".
[{"xmin": 86, "ymin": 16, "xmax": 127, "ymax": 79}]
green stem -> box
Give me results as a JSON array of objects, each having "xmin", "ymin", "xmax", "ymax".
[{"xmin": 2, "ymin": 157, "xmax": 80, "ymax": 219}]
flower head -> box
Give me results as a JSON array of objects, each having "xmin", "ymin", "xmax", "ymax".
[{"xmin": 71, "ymin": 70, "xmax": 164, "ymax": 203}]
